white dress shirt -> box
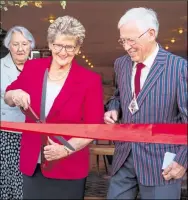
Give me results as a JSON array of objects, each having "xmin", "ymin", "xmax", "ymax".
[
  {"xmin": 45, "ymin": 81, "xmax": 61, "ymax": 117},
  {"xmin": 131, "ymin": 44, "xmax": 159, "ymax": 95},
  {"xmin": 38, "ymin": 81, "xmax": 61, "ymax": 163}
]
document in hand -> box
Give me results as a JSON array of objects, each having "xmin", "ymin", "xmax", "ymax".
[{"xmin": 162, "ymin": 152, "xmax": 176, "ymax": 169}]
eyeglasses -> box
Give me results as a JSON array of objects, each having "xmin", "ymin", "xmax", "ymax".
[
  {"xmin": 53, "ymin": 44, "xmax": 76, "ymax": 52},
  {"xmin": 118, "ymin": 29, "xmax": 150, "ymax": 46}
]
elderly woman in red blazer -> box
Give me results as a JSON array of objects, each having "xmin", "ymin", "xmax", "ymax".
[{"xmin": 4, "ymin": 16, "xmax": 104, "ymax": 199}]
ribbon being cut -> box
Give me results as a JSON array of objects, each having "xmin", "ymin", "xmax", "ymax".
[{"xmin": 0, "ymin": 122, "xmax": 187, "ymax": 145}]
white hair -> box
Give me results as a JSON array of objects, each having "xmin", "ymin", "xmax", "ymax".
[
  {"xmin": 4, "ymin": 26, "xmax": 35, "ymax": 49},
  {"xmin": 118, "ymin": 7, "xmax": 159, "ymax": 38},
  {"xmin": 47, "ymin": 16, "xmax": 86, "ymax": 46}
]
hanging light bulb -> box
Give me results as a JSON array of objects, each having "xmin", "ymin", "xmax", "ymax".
[
  {"xmin": 178, "ymin": 28, "xmax": 183, "ymax": 34},
  {"xmin": 82, "ymin": 55, "xmax": 85, "ymax": 59},
  {"xmin": 49, "ymin": 19, "xmax": 55, "ymax": 23},
  {"xmin": 85, "ymin": 59, "xmax": 88, "ymax": 62},
  {"xmin": 19, "ymin": 1, "xmax": 28, "ymax": 8},
  {"xmin": 165, "ymin": 45, "xmax": 169, "ymax": 50},
  {"xmin": 48, "ymin": 15, "xmax": 55, "ymax": 24},
  {"xmin": 91, "ymin": 65, "xmax": 94, "ymax": 68},
  {"xmin": 14, "ymin": 1, "xmax": 20, "ymax": 6},
  {"xmin": 60, "ymin": 1, "xmax": 66, "ymax": 9},
  {"xmin": 88, "ymin": 63, "xmax": 91, "ymax": 65},
  {"xmin": 171, "ymin": 38, "xmax": 175, "ymax": 43},
  {"xmin": 78, "ymin": 51, "xmax": 81, "ymax": 54},
  {"xmin": 35, "ymin": 1, "xmax": 42, "ymax": 8}
]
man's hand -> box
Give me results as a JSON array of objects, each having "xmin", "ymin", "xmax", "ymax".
[
  {"xmin": 104, "ymin": 110, "xmax": 118, "ymax": 124},
  {"xmin": 162, "ymin": 161, "xmax": 186, "ymax": 181}
]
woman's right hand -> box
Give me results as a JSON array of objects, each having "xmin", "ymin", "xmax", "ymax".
[{"xmin": 11, "ymin": 89, "xmax": 30, "ymax": 110}]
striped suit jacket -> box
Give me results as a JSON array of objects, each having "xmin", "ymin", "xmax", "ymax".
[{"xmin": 107, "ymin": 46, "xmax": 187, "ymax": 186}]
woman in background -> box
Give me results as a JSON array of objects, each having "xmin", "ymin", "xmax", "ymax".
[{"xmin": 0, "ymin": 26, "xmax": 35, "ymax": 199}]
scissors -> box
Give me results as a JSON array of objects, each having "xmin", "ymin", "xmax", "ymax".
[{"xmin": 20, "ymin": 105, "xmax": 75, "ymax": 151}]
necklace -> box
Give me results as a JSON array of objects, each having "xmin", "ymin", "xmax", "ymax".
[{"xmin": 48, "ymin": 67, "xmax": 71, "ymax": 81}]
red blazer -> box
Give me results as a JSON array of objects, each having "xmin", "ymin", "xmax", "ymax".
[{"xmin": 6, "ymin": 57, "xmax": 104, "ymax": 179}]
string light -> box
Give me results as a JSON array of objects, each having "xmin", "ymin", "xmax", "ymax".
[
  {"xmin": 165, "ymin": 45, "xmax": 169, "ymax": 50},
  {"xmin": 78, "ymin": 52, "xmax": 94, "ymax": 68},
  {"xmin": 171, "ymin": 38, "xmax": 175, "ymax": 43},
  {"xmin": 35, "ymin": 1, "xmax": 43, "ymax": 8},
  {"xmin": 48, "ymin": 15, "xmax": 55, "ymax": 23},
  {"xmin": 165, "ymin": 26, "xmax": 185, "ymax": 49},
  {"xmin": 60, "ymin": 1, "xmax": 67, "ymax": 9},
  {"xmin": 0, "ymin": 1, "xmax": 67, "ymax": 10},
  {"xmin": 178, "ymin": 28, "xmax": 183, "ymax": 34}
]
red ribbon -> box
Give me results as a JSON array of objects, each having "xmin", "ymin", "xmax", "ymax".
[{"xmin": 0, "ymin": 121, "xmax": 187, "ymax": 145}]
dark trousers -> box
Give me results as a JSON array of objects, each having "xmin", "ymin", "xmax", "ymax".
[
  {"xmin": 107, "ymin": 151, "xmax": 182, "ymax": 199},
  {"xmin": 23, "ymin": 164, "xmax": 86, "ymax": 199}
]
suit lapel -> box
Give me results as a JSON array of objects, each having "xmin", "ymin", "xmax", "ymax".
[
  {"xmin": 136, "ymin": 47, "xmax": 167, "ymax": 107},
  {"xmin": 126, "ymin": 58, "xmax": 133, "ymax": 103},
  {"xmin": 121, "ymin": 56, "xmax": 133, "ymax": 104},
  {"xmin": 46, "ymin": 60, "xmax": 81, "ymax": 120}
]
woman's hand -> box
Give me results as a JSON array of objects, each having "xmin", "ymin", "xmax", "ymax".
[
  {"xmin": 11, "ymin": 89, "xmax": 30, "ymax": 110},
  {"xmin": 43, "ymin": 137, "xmax": 69, "ymax": 161}
]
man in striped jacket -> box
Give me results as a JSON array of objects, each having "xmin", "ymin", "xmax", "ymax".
[{"xmin": 104, "ymin": 7, "xmax": 187, "ymax": 199}]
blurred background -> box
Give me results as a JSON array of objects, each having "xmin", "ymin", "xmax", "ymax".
[
  {"xmin": 0, "ymin": 0, "xmax": 187, "ymax": 102},
  {"xmin": 0, "ymin": 1, "xmax": 187, "ymax": 198}
]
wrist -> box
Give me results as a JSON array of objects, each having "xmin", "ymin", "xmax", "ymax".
[
  {"xmin": 63, "ymin": 145, "xmax": 73, "ymax": 156},
  {"xmin": 11, "ymin": 90, "xmax": 18, "ymax": 102}
]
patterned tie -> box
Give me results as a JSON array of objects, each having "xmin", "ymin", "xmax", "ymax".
[{"xmin": 134, "ymin": 63, "xmax": 145, "ymax": 97}]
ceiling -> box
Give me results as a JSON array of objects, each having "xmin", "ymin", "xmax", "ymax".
[{"xmin": 1, "ymin": 1, "xmax": 187, "ymax": 67}]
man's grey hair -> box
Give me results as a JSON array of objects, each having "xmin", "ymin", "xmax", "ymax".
[
  {"xmin": 4, "ymin": 26, "xmax": 35, "ymax": 49},
  {"xmin": 118, "ymin": 7, "xmax": 159, "ymax": 38},
  {"xmin": 47, "ymin": 15, "xmax": 86, "ymax": 46}
]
